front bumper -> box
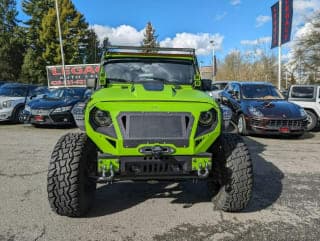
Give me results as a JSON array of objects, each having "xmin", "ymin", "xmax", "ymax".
[
  {"xmin": 94, "ymin": 153, "xmax": 212, "ymax": 181},
  {"xmin": 0, "ymin": 108, "xmax": 14, "ymax": 121},
  {"xmin": 23, "ymin": 110, "xmax": 75, "ymax": 126},
  {"xmin": 247, "ymin": 116, "xmax": 308, "ymax": 135}
]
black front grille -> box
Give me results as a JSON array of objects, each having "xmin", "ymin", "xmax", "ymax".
[
  {"xmin": 129, "ymin": 115, "xmax": 183, "ymax": 138},
  {"xmin": 118, "ymin": 112, "xmax": 193, "ymax": 147},
  {"xmin": 121, "ymin": 157, "xmax": 191, "ymax": 176},
  {"xmin": 266, "ymin": 119, "xmax": 307, "ymax": 129},
  {"xmin": 251, "ymin": 117, "xmax": 307, "ymax": 130},
  {"xmin": 50, "ymin": 113, "xmax": 73, "ymax": 123}
]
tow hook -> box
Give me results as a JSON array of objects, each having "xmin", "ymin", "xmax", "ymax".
[
  {"xmin": 197, "ymin": 163, "xmax": 209, "ymax": 178},
  {"xmin": 98, "ymin": 164, "xmax": 114, "ymax": 183}
]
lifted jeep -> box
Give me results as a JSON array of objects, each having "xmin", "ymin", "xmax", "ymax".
[{"xmin": 47, "ymin": 46, "xmax": 253, "ymax": 217}]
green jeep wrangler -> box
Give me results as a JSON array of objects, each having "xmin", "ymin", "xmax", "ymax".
[{"xmin": 47, "ymin": 46, "xmax": 253, "ymax": 217}]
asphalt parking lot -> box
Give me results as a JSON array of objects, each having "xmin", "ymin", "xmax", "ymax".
[{"xmin": 0, "ymin": 124, "xmax": 319, "ymax": 241}]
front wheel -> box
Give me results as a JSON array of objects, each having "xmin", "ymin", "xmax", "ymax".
[
  {"xmin": 208, "ymin": 133, "xmax": 253, "ymax": 212},
  {"xmin": 47, "ymin": 133, "xmax": 97, "ymax": 217},
  {"xmin": 237, "ymin": 114, "xmax": 248, "ymax": 136},
  {"xmin": 306, "ymin": 110, "xmax": 317, "ymax": 131}
]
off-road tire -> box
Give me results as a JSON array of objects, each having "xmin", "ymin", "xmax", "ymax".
[
  {"xmin": 237, "ymin": 114, "xmax": 248, "ymax": 136},
  {"xmin": 306, "ymin": 110, "xmax": 317, "ymax": 131},
  {"xmin": 47, "ymin": 133, "xmax": 97, "ymax": 217},
  {"xmin": 209, "ymin": 133, "xmax": 253, "ymax": 212}
]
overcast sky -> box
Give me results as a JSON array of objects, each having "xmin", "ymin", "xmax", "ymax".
[{"xmin": 16, "ymin": 0, "xmax": 320, "ymax": 65}]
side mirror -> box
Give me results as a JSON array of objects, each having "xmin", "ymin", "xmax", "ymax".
[
  {"xmin": 201, "ymin": 79, "xmax": 212, "ymax": 91},
  {"xmin": 87, "ymin": 78, "xmax": 97, "ymax": 89}
]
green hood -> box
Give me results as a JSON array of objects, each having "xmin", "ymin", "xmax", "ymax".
[{"xmin": 91, "ymin": 84, "xmax": 215, "ymax": 105}]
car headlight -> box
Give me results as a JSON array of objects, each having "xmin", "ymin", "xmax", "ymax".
[
  {"xmin": 92, "ymin": 109, "xmax": 112, "ymax": 127},
  {"xmin": 2, "ymin": 100, "xmax": 14, "ymax": 108},
  {"xmin": 52, "ymin": 106, "xmax": 73, "ymax": 113},
  {"xmin": 299, "ymin": 108, "xmax": 307, "ymax": 117},
  {"xmin": 199, "ymin": 109, "xmax": 217, "ymax": 126},
  {"xmin": 248, "ymin": 106, "xmax": 264, "ymax": 117}
]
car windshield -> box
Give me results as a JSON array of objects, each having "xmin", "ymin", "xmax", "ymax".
[
  {"xmin": 104, "ymin": 59, "xmax": 195, "ymax": 84},
  {"xmin": 45, "ymin": 88, "xmax": 85, "ymax": 99},
  {"xmin": 242, "ymin": 84, "xmax": 284, "ymax": 100},
  {"xmin": 0, "ymin": 86, "xmax": 27, "ymax": 97}
]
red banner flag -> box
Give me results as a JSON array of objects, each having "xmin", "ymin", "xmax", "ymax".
[
  {"xmin": 271, "ymin": 0, "xmax": 293, "ymax": 48},
  {"xmin": 281, "ymin": 0, "xmax": 293, "ymax": 44},
  {"xmin": 271, "ymin": 2, "xmax": 279, "ymax": 48}
]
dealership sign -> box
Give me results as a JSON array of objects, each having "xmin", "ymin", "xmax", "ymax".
[{"xmin": 46, "ymin": 64, "xmax": 100, "ymax": 88}]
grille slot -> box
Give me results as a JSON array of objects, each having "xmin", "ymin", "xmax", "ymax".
[
  {"xmin": 123, "ymin": 159, "xmax": 188, "ymax": 176},
  {"xmin": 251, "ymin": 118, "xmax": 307, "ymax": 130}
]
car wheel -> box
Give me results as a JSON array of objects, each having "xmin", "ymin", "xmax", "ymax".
[
  {"xmin": 305, "ymin": 110, "xmax": 317, "ymax": 131},
  {"xmin": 208, "ymin": 133, "xmax": 253, "ymax": 212},
  {"xmin": 47, "ymin": 133, "xmax": 97, "ymax": 217},
  {"xmin": 13, "ymin": 107, "xmax": 24, "ymax": 124},
  {"xmin": 237, "ymin": 114, "xmax": 248, "ymax": 136}
]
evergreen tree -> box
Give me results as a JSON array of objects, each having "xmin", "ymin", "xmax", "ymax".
[
  {"xmin": 0, "ymin": 0, "xmax": 26, "ymax": 82},
  {"xmin": 39, "ymin": 0, "xmax": 89, "ymax": 66},
  {"xmin": 84, "ymin": 29, "xmax": 100, "ymax": 63},
  {"xmin": 20, "ymin": 0, "xmax": 53, "ymax": 84},
  {"xmin": 141, "ymin": 22, "xmax": 159, "ymax": 52},
  {"xmin": 102, "ymin": 37, "xmax": 111, "ymax": 49}
]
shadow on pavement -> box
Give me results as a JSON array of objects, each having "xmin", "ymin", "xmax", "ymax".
[
  {"xmin": 242, "ymin": 137, "xmax": 284, "ymax": 212},
  {"xmin": 87, "ymin": 180, "xmax": 211, "ymax": 218}
]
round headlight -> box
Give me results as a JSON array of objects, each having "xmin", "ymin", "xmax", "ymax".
[
  {"xmin": 93, "ymin": 109, "xmax": 112, "ymax": 127},
  {"xmin": 199, "ymin": 110, "xmax": 215, "ymax": 126}
]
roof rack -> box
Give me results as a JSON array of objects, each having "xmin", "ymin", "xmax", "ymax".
[{"xmin": 105, "ymin": 45, "xmax": 196, "ymax": 55}]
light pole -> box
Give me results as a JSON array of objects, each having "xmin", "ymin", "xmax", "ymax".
[
  {"xmin": 55, "ymin": 0, "xmax": 67, "ymax": 87},
  {"xmin": 210, "ymin": 40, "xmax": 215, "ymax": 81},
  {"xmin": 277, "ymin": 0, "xmax": 282, "ymax": 90}
]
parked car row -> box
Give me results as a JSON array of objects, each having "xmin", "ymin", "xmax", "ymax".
[
  {"xmin": 1, "ymin": 80, "xmax": 318, "ymax": 138},
  {"xmin": 0, "ymin": 83, "xmax": 50, "ymax": 123},
  {"xmin": 0, "ymin": 82, "xmax": 92, "ymax": 127},
  {"xmin": 22, "ymin": 87, "xmax": 91, "ymax": 127},
  {"xmin": 206, "ymin": 80, "xmax": 319, "ymax": 137}
]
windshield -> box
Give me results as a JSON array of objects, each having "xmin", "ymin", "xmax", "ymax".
[
  {"xmin": 104, "ymin": 59, "xmax": 195, "ymax": 84},
  {"xmin": 242, "ymin": 84, "xmax": 284, "ymax": 100},
  {"xmin": 45, "ymin": 88, "xmax": 85, "ymax": 99},
  {"xmin": 0, "ymin": 86, "xmax": 27, "ymax": 97}
]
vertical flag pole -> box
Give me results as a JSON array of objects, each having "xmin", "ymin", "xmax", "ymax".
[
  {"xmin": 55, "ymin": 0, "xmax": 67, "ymax": 87},
  {"xmin": 278, "ymin": 0, "xmax": 282, "ymax": 90}
]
